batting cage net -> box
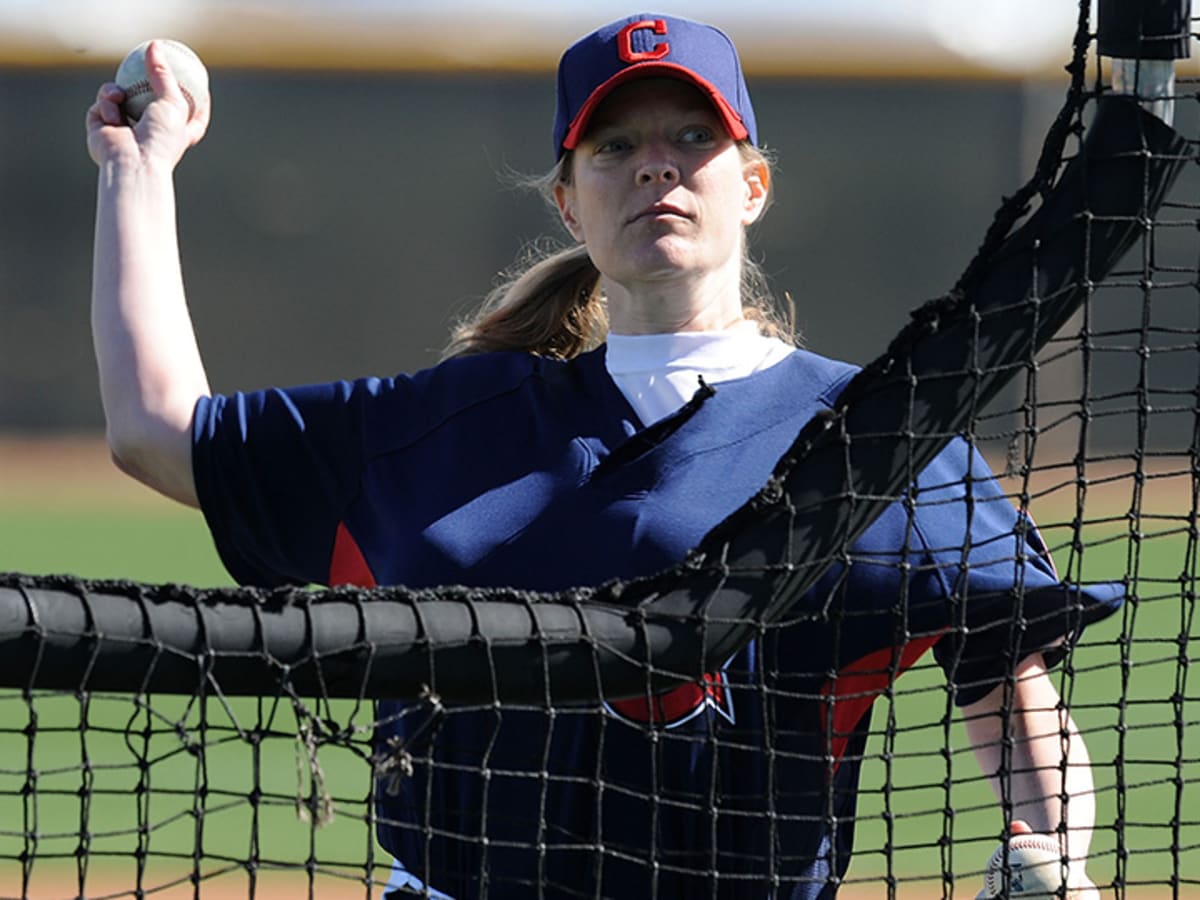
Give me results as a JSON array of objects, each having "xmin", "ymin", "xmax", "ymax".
[{"xmin": 3, "ymin": 4, "xmax": 1199, "ymax": 898}]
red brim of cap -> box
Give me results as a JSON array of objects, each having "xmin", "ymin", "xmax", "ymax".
[{"xmin": 561, "ymin": 61, "xmax": 750, "ymax": 152}]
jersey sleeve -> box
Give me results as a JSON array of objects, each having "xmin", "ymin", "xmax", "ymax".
[
  {"xmin": 911, "ymin": 439, "xmax": 1123, "ymax": 706},
  {"xmin": 191, "ymin": 354, "xmax": 551, "ymax": 588},
  {"xmin": 191, "ymin": 380, "xmax": 379, "ymax": 587}
]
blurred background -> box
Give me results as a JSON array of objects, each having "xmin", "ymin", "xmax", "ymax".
[
  {"xmin": 2, "ymin": 8, "xmax": 1198, "ymax": 896},
  {"xmin": 1, "ymin": 0, "xmax": 1122, "ymax": 434}
]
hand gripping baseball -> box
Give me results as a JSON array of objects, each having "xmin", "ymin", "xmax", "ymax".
[
  {"xmin": 976, "ymin": 821, "xmax": 1099, "ymax": 899},
  {"xmin": 86, "ymin": 39, "xmax": 211, "ymax": 171}
]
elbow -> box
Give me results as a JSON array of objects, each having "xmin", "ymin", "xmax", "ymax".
[
  {"xmin": 106, "ymin": 425, "xmax": 164, "ymax": 489},
  {"xmin": 107, "ymin": 434, "xmax": 152, "ymax": 485},
  {"xmin": 104, "ymin": 412, "xmax": 199, "ymax": 508},
  {"xmin": 108, "ymin": 439, "xmax": 138, "ymax": 481}
]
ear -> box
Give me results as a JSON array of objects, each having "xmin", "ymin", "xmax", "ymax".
[
  {"xmin": 554, "ymin": 181, "xmax": 584, "ymax": 242},
  {"xmin": 741, "ymin": 159, "xmax": 770, "ymax": 226}
]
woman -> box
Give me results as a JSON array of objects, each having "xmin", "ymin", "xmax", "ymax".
[{"xmin": 86, "ymin": 14, "xmax": 1139, "ymax": 898}]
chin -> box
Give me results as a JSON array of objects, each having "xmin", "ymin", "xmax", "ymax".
[{"xmin": 626, "ymin": 241, "xmax": 704, "ymax": 276}]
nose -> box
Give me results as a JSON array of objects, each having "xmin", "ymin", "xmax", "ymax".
[{"xmin": 636, "ymin": 147, "xmax": 679, "ymax": 186}]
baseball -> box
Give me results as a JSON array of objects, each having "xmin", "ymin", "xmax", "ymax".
[
  {"xmin": 979, "ymin": 833, "xmax": 1068, "ymax": 898},
  {"xmin": 114, "ymin": 39, "xmax": 208, "ymax": 123}
]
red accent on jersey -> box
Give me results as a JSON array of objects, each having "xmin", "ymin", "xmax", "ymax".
[
  {"xmin": 617, "ymin": 19, "xmax": 670, "ymax": 63},
  {"xmin": 329, "ymin": 521, "xmax": 377, "ymax": 587},
  {"xmin": 820, "ymin": 634, "xmax": 944, "ymax": 771},
  {"xmin": 607, "ymin": 669, "xmax": 734, "ymax": 728}
]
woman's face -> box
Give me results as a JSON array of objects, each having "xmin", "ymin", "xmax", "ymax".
[{"xmin": 555, "ymin": 78, "xmax": 768, "ymax": 298}]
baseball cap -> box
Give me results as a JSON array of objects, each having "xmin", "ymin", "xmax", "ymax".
[{"xmin": 553, "ymin": 14, "xmax": 758, "ymax": 159}]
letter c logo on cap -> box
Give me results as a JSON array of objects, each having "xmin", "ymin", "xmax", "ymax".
[{"xmin": 618, "ymin": 19, "xmax": 670, "ymax": 63}]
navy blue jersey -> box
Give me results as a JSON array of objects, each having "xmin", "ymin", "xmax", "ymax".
[{"xmin": 193, "ymin": 346, "xmax": 1120, "ymax": 899}]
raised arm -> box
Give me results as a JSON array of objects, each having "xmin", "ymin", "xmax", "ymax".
[{"xmin": 87, "ymin": 40, "xmax": 212, "ymax": 507}]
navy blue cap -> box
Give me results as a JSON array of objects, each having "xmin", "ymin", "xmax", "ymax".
[{"xmin": 553, "ymin": 14, "xmax": 758, "ymax": 160}]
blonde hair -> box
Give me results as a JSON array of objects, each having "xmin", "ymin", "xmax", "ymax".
[{"xmin": 444, "ymin": 143, "xmax": 792, "ymax": 360}]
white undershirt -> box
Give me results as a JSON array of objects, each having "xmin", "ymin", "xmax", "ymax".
[{"xmin": 605, "ymin": 320, "xmax": 795, "ymax": 425}]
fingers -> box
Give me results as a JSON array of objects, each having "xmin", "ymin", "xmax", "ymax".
[
  {"xmin": 1009, "ymin": 819, "xmax": 1034, "ymax": 835},
  {"xmin": 184, "ymin": 89, "xmax": 212, "ymax": 147},
  {"xmin": 88, "ymin": 83, "xmax": 126, "ymax": 129}
]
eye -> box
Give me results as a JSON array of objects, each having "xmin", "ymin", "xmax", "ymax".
[
  {"xmin": 593, "ymin": 137, "xmax": 632, "ymax": 155},
  {"xmin": 679, "ymin": 125, "xmax": 716, "ymax": 145}
]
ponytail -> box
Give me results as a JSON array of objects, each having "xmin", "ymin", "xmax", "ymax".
[{"xmin": 444, "ymin": 243, "xmax": 607, "ymax": 360}]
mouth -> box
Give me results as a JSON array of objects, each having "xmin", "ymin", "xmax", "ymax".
[{"xmin": 629, "ymin": 202, "xmax": 692, "ymax": 224}]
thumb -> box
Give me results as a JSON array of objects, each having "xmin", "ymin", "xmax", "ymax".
[
  {"xmin": 1010, "ymin": 820, "xmax": 1034, "ymax": 836},
  {"xmin": 143, "ymin": 40, "xmax": 189, "ymax": 117}
]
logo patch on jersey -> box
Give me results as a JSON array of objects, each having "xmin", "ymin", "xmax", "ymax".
[{"xmin": 605, "ymin": 668, "xmax": 735, "ymax": 729}]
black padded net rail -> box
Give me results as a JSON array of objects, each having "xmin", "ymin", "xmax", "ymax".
[{"xmin": 3, "ymin": 6, "xmax": 1200, "ymax": 899}]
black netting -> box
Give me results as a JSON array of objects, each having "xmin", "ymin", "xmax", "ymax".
[{"xmin": 3, "ymin": 5, "xmax": 1199, "ymax": 899}]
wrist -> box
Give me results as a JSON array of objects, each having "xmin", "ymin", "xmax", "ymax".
[{"xmin": 97, "ymin": 152, "xmax": 175, "ymax": 189}]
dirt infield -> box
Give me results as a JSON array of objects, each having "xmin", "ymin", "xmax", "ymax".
[
  {"xmin": 4, "ymin": 871, "xmax": 1187, "ymax": 899},
  {"xmin": 0, "ymin": 436, "xmax": 175, "ymax": 512},
  {"xmin": 2, "ymin": 866, "xmax": 382, "ymax": 899}
]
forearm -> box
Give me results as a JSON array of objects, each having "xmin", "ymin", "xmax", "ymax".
[
  {"xmin": 995, "ymin": 701, "xmax": 1094, "ymax": 863},
  {"xmin": 91, "ymin": 156, "xmax": 208, "ymax": 506},
  {"xmin": 963, "ymin": 654, "xmax": 1094, "ymax": 863}
]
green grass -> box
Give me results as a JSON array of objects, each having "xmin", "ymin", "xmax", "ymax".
[
  {"xmin": 1, "ymin": 495, "xmax": 1196, "ymax": 894},
  {"xmin": 0, "ymin": 505, "xmax": 233, "ymax": 588},
  {"xmin": 0, "ymin": 503, "xmax": 387, "ymax": 892}
]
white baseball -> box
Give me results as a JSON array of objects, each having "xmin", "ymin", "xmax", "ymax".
[
  {"xmin": 114, "ymin": 39, "xmax": 209, "ymax": 123},
  {"xmin": 980, "ymin": 833, "xmax": 1067, "ymax": 898}
]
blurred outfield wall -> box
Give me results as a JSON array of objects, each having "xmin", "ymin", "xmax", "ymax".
[
  {"xmin": 1, "ymin": 15, "xmax": 1193, "ymax": 452},
  {"xmin": 0, "ymin": 67, "xmax": 1030, "ymax": 424}
]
